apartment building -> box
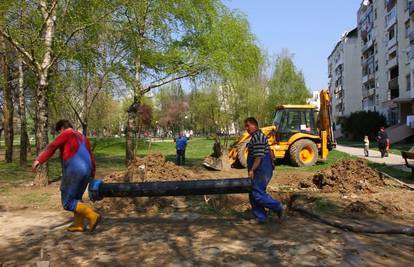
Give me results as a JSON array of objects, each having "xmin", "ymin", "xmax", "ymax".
[
  {"xmin": 357, "ymin": 0, "xmax": 414, "ymax": 126},
  {"xmin": 328, "ymin": 0, "xmax": 414, "ymax": 142},
  {"xmin": 328, "ymin": 28, "xmax": 363, "ymax": 127},
  {"xmin": 307, "ymin": 91, "xmax": 321, "ymax": 108}
]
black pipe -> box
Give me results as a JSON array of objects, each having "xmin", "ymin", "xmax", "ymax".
[{"xmin": 89, "ymin": 178, "xmax": 252, "ymax": 201}]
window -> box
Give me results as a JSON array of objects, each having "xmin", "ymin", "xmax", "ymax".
[
  {"xmin": 389, "ymin": 50, "xmax": 397, "ymax": 60},
  {"xmin": 406, "ymin": 20, "xmax": 411, "ymax": 38},
  {"xmin": 407, "ymin": 74, "xmax": 411, "ymax": 91},
  {"xmin": 374, "ymin": 8, "xmax": 377, "ymax": 20},
  {"xmin": 389, "ymin": 27, "xmax": 395, "ymax": 40}
]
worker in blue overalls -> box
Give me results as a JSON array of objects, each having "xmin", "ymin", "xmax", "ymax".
[
  {"xmin": 175, "ymin": 133, "xmax": 188, "ymax": 166},
  {"xmin": 245, "ymin": 117, "xmax": 286, "ymax": 224}
]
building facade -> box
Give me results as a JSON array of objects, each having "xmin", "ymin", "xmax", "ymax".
[
  {"xmin": 328, "ymin": 28, "xmax": 363, "ymax": 127},
  {"xmin": 329, "ymin": 0, "xmax": 414, "ymax": 139}
]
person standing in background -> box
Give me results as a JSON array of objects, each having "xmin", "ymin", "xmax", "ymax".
[
  {"xmin": 377, "ymin": 127, "xmax": 389, "ymax": 158},
  {"xmin": 175, "ymin": 133, "xmax": 188, "ymax": 166},
  {"xmin": 363, "ymin": 135, "xmax": 369, "ymax": 157}
]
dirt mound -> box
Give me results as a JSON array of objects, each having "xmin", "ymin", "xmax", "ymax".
[
  {"xmin": 126, "ymin": 153, "xmax": 196, "ymax": 182},
  {"xmin": 312, "ymin": 159, "xmax": 385, "ymax": 194},
  {"xmin": 95, "ymin": 154, "xmax": 209, "ymax": 213}
]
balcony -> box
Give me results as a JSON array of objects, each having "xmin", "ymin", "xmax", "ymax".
[
  {"xmin": 410, "ymin": 1, "xmax": 414, "ymax": 17},
  {"xmin": 362, "ymin": 54, "xmax": 374, "ymax": 67},
  {"xmin": 388, "ymin": 89, "xmax": 399, "ymax": 100},
  {"xmin": 388, "ymin": 77, "xmax": 399, "ymax": 91},
  {"xmin": 368, "ymin": 88, "xmax": 375, "ymax": 96},
  {"xmin": 362, "ymin": 39, "xmax": 374, "ymax": 52},
  {"xmin": 387, "ymin": 56, "xmax": 398, "ymax": 68},
  {"xmin": 362, "ymin": 75, "xmax": 369, "ymax": 84},
  {"xmin": 334, "ymin": 85, "xmax": 343, "ymax": 94},
  {"xmin": 385, "ymin": 7, "xmax": 397, "ymax": 29},
  {"xmin": 387, "ymin": 37, "xmax": 397, "ymax": 50}
]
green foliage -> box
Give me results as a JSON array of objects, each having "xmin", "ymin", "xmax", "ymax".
[
  {"xmin": 189, "ymin": 87, "xmax": 221, "ymax": 134},
  {"xmin": 267, "ymin": 52, "xmax": 311, "ymax": 123},
  {"xmin": 342, "ymin": 111, "xmax": 387, "ymax": 141}
]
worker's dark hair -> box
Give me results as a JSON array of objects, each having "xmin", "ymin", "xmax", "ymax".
[
  {"xmin": 244, "ymin": 117, "xmax": 258, "ymax": 127},
  {"xmin": 55, "ymin": 119, "xmax": 73, "ymax": 132}
]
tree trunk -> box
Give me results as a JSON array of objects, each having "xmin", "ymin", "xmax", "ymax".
[
  {"xmin": 81, "ymin": 122, "xmax": 88, "ymax": 136},
  {"xmin": 33, "ymin": 73, "xmax": 49, "ymax": 186},
  {"xmin": 82, "ymin": 81, "xmax": 88, "ymax": 135},
  {"xmin": 33, "ymin": 0, "xmax": 57, "ymax": 186},
  {"xmin": 126, "ymin": 54, "xmax": 143, "ymax": 164},
  {"xmin": 126, "ymin": 98, "xmax": 139, "ymax": 163},
  {"xmin": 1, "ymin": 36, "xmax": 14, "ymax": 163},
  {"xmin": 17, "ymin": 56, "xmax": 29, "ymax": 166}
]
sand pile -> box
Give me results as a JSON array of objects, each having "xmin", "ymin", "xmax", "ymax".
[{"xmin": 312, "ymin": 159, "xmax": 385, "ymax": 194}]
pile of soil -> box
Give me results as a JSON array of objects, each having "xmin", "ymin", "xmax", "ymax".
[
  {"xmin": 312, "ymin": 159, "xmax": 385, "ymax": 194},
  {"xmin": 126, "ymin": 154, "xmax": 196, "ymax": 182},
  {"xmin": 94, "ymin": 154, "xmax": 212, "ymax": 213}
]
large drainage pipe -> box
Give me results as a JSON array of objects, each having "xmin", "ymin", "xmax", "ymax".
[{"xmin": 89, "ymin": 178, "xmax": 252, "ymax": 201}]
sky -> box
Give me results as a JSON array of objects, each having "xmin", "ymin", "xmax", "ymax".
[{"xmin": 224, "ymin": 0, "xmax": 362, "ymax": 92}]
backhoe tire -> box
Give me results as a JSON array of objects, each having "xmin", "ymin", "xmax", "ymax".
[
  {"xmin": 237, "ymin": 141, "xmax": 249, "ymax": 168},
  {"xmin": 289, "ymin": 139, "xmax": 318, "ymax": 167}
]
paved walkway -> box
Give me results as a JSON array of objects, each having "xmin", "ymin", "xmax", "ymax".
[{"xmin": 336, "ymin": 145, "xmax": 410, "ymax": 173}]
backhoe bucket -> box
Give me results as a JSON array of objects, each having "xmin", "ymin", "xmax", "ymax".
[
  {"xmin": 203, "ymin": 137, "xmax": 231, "ymax": 171},
  {"xmin": 203, "ymin": 155, "xmax": 230, "ymax": 171}
]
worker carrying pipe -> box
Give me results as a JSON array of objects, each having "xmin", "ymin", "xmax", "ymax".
[
  {"xmin": 244, "ymin": 117, "xmax": 286, "ymax": 224},
  {"xmin": 32, "ymin": 120, "xmax": 101, "ymax": 232}
]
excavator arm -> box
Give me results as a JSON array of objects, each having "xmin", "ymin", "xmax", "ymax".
[{"xmin": 318, "ymin": 90, "xmax": 336, "ymax": 160}]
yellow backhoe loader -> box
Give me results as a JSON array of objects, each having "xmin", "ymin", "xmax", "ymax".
[{"xmin": 203, "ymin": 90, "xmax": 336, "ymax": 170}]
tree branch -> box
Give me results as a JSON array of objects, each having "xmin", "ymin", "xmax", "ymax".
[
  {"xmin": 63, "ymin": 92, "xmax": 85, "ymax": 126},
  {"xmin": 0, "ymin": 29, "xmax": 41, "ymax": 71},
  {"xmin": 48, "ymin": 8, "xmax": 118, "ymax": 70},
  {"xmin": 142, "ymin": 70, "xmax": 201, "ymax": 94}
]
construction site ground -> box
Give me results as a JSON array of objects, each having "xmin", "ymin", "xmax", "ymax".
[{"xmin": 0, "ymin": 155, "xmax": 413, "ymax": 266}]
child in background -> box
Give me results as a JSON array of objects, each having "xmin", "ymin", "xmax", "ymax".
[{"xmin": 363, "ymin": 135, "xmax": 369, "ymax": 157}]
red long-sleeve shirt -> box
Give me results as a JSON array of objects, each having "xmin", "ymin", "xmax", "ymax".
[{"xmin": 37, "ymin": 129, "xmax": 96, "ymax": 177}]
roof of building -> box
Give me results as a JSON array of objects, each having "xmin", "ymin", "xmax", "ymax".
[{"xmin": 328, "ymin": 27, "xmax": 358, "ymax": 59}]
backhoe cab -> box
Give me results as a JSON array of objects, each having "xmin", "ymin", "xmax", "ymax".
[{"xmin": 203, "ymin": 90, "xmax": 336, "ymax": 170}]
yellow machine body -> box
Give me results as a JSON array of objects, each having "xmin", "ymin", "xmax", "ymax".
[{"xmin": 224, "ymin": 90, "xmax": 335, "ymax": 168}]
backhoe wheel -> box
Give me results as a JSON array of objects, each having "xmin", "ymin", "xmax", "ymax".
[
  {"xmin": 289, "ymin": 139, "xmax": 318, "ymax": 167},
  {"xmin": 237, "ymin": 141, "xmax": 249, "ymax": 168}
]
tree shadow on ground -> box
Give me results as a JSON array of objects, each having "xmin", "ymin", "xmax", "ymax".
[{"xmin": 1, "ymin": 208, "xmax": 413, "ymax": 266}]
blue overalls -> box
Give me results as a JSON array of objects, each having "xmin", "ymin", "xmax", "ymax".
[
  {"xmin": 60, "ymin": 133, "xmax": 93, "ymax": 211},
  {"xmin": 247, "ymin": 150, "xmax": 283, "ymax": 222}
]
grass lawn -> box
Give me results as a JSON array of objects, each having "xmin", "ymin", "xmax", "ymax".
[{"xmin": 0, "ymin": 137, "xmax": 410, "ymax": 185}]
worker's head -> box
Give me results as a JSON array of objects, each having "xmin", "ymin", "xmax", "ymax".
[
  {"xmin": 244, "ymin": 117, "xmax": 259, "ymax": 134},
  {"xmin": 380, "ymin": 126, "xmax": 385, "ymax": 132},
  {"xmin": 55, "ymin": 119, "xmax": 73, "ymax": 133}
]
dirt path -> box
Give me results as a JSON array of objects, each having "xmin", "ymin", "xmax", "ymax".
[
  {"xmin": 1, "ymin": 158, "xmax": 414, "ymax": 266},
  {"xmin": 0, "ymin": 210, "xmax": 413, "ymax": 266}
]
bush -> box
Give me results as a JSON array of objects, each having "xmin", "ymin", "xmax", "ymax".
[{"xmin": 342, "ymin": 111, "xmax": 387, "ymax": 141}]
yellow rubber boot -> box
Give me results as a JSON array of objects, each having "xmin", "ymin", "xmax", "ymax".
[
  {"xmin": 67, "ymin": 212, "xmax": 84, "ymax": 232},
  {"xmin": 75, "ymin": 202, "xmax": 101, "ymax": 232}
]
